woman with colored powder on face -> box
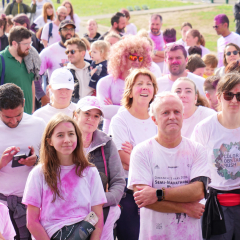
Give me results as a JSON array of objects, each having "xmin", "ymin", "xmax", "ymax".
[
  {"xmin": 171, "ymin": 77, "xmax": 216, "ymax": 139},
  {"xmin": 96, "ymin": 35, "xmax": 152, "ymax": 134},
  {"xmin": 74, "ymin": 96, "xmax": 125, "ymax": 240},
  {"xmin": 109, "ymin": 68, "xmax": 158, "ymax": 240},
  {"xmin": 192, "ymin": 72, "xmax": 240, "ymax": 239},
  {"xmin": 22, "ymin": 113, "xmax": 106, "ymax": 240}
]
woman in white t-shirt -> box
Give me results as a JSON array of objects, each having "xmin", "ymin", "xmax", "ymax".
[
  {"xmin": 120, "ymin": 8, "xmax": 137, "ymax": 35},
  {"xmin": 62, "ymin": 0, "xmax": 80, "ymax": 33},
  {"xmin": 191, "ymin": 72, "xmax": 240, "ymax": 239},
  {"xmin": 33, "ymin": 68, "xmax": 76, "ymax": 124},
  {"xmin": 185, "ymin": 29, "xmax": 210, "ymax": 57},
  {"xmin": 33, "ymin": 2, "xmax": 54, "ymax": 30},
  {"xmin": 22, "ymin": 113, "xmax": 106, "ymax": 240},
  {"xmin": 176, "ymin": 22, "xmax": 192, "ymax": 47},
  {"xmin": 97, "ymin": 35, "xmax": 153, "ymax": 134},
  {"xmin": 31, "ymin": 0, "xmax": 54, "ymax": 23},
  {"xmin": 171, "ymin": 77, "xmax": 216, "ymax": 138},
  {"xmin": 109, "ymin": 68, "xmax": 158, "ymax": 240}
]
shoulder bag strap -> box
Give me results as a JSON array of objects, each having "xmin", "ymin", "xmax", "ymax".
[
  {"xmin": 0, "ymin": 54, "xmax": 5, "ymax": 86},
  {"xmin": 101, "ymin": 146, "xmax": 108, "ymax": 177}
]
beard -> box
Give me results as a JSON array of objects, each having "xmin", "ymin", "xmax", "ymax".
[
  {"xmin": 116, "ymin": 26, "xmax": 124, "ymax": 33},
  {"xmin": 17, "ymin": 45, "xmax": 29, "ymax": 58},
  {"xmin": 61, "ymin": 33, "xmax": 74, "ymax": 44},
  {"xmin": 151, "ymin": 28, "xmax": 160, "ymax": 35},
  {"xmin": 169, "ymin": 63, "xmax": 186, "ymax": 76}
]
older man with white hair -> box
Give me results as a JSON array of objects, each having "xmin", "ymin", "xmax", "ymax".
[{"xmin": 127, "ymin": 91, "xmax": 210, "ymax": 240}]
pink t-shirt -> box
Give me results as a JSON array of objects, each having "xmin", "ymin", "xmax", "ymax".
[{"xmin": 22, "ymin": 164, "xmax": 107, "ymax": 238}]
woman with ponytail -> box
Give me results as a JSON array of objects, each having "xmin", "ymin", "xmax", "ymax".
[
  {"xmin": 0, "ymin": 14, "xmax": 9, "ymax": 51},
  {"xmin": 171, "ymin": 77, "xmax": 216, "ymax": 138},
  {"xmin": 185, "ymin": 29, "xmax": 210, "ymax": 57}
]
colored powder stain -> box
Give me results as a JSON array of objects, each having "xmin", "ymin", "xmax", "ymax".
[{"xmin": 64, "ymin": 122, "xmax": 73, "ymax": 128}]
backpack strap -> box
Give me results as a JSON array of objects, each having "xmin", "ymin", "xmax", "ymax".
[
  {"xmin": 48, "ymin": 22, "xmax": 53, "ymax": 43},
  {"xmin": 0, "ymin": 54, "xmax": 5, "ymax": 86},
  {"xmin": 101, "ymin": 146, "xmax": 108, "ymax": 177}
]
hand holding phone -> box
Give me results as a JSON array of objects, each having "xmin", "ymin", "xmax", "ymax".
[
  {"xmin": 12, "ymin": 148, "xmax": 31, "ymax": 168},
  {"xmin": 17, "ymin": 146, "xmax": 37, "ymax": 167},
  {"xmin": 0, "ymin": 146, "xmax": 20, "ymax": 170}
]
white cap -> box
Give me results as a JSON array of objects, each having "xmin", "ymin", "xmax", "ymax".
[
  {"xmin": 76, "ymin": 96, "xmax": 104, "ymax": 117},
  {"xmin": 50, "ymin": 68, "xmax": 74, "ymax": 90}
]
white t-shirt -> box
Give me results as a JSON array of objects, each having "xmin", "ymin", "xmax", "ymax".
[
  {"xmin": 150, "ymin": 61, "xmax": 162, "ymax": 78},
  {"xmin": 125, "ymin": 23, "xmax": 137, "ymax": 35},
  {"xmin": 217, "ymin": 32, "xmax": 240, "ymax": 68},
  {"xmin": 157, "ymin": 72, "xmax": 205, "ymax": 96},
  {"xmin": 0, "ymin": 114, "xmax": 46, "ymax": 204},
  {"xmin": 176, "ymin": 38, "xmax": 186, "ymax": 47},
  {"xmin": 182, "ymin": 106, "xmax": 216, "ymax": 138},
  {"xmin": 39, "ymin": 42, "xmax": 68, "ymax": 79},
  {"xmin": 100, "ymin": 205, "xmax": 121, "ymax": 240},
  {"xmin": 0, "ymin": 203, "xmax": 16, "ymax": 240},
  {"xmin": 34, "ymin": 15, "xmax": 52, "ymax": 29},
  {"xmin": 33, "ymin": 102, "xmax": 76, "ymax": 124},
  {"xmin": 22, "ymin": 164, "xmax": 107, "ymax": 238},
  {"xmin": 41, "ymin": 22, "xmax": 61, "ymax": 47},
  {"xmin": 109, "ymin": 108, "xmax": 157, "ymax": 177},
  {"xmin": 191, "ymin": 113, "xmax": 240, "ymax": 191},
  {"xmin": 32, "ymin": 0, "xmax": 53, "ymax": 21},
  {"xmin": 66, "ymin": 14, "xmax": 81, "ymax": 33},
  {"xmin": 128, "ymin": 137, "xmax": 210, "ymax": 240}
]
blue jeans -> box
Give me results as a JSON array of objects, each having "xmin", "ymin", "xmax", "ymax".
[{"xmin": 2, "ymin": 0, "xmax": 9, "ymax": 8}]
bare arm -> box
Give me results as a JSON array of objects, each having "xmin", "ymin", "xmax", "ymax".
[
  {"xmin": 32, "ymin": 81, "xmax": 35, "ymax": 113},
  {"xmin": 151, "ymin": 55, "xmax": 164, "ymax": 63},
  {"xmin": 0, "ymin": 232, "xmax": 5, "ymax": 240},
  {"xmin": 118, "ymin": 150, "xmax": 130, "ymax": 171},
  {"xmin": 41, "ymin": 40, "xmax": 48, "ymax": 48},
  {"xmin": 27, "ymin": 205, "xmax": 50, "ymax": 240},
  {"xmin": 90, "ymin": 204, "xmax": 104, "ymax": 240}
]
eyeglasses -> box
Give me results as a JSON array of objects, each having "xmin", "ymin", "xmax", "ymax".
[
  {"xmin": 129, "ymin": 55, "xmax": 143, "ymax": 62},
  {"xmin": 213, "ymin": 25, "xmax": 219, "ymax": 29},
  {"xmin": 61, "ymin": 28, "xmax": 75, "ymax": 32},
  {"xmin": 18, "ymin": 41, "xmax": 33, "ymax": 46},
  {"xmin": 223, "ymin": 92, "xmax": 240, "ymax": 101},
  {"xmin": 226, "ymin": 50, "xmax": 239, "ymax": 56},
  {"xmin": 65, "ymin": 49, "xmax": 80, "ymax": 55}
]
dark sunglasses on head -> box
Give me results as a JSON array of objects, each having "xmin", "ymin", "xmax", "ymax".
[
  {"xmin": 223, "ymin": 92, "xmax": 240, "ymax": 101},
  {"xmin": 65, "ymin": 49, "xmax": 80, "ymax": 55},
  {"xmin": 129, "ymin": 55, "xmax": 144, "ymax": 62},
  {"xmin": 226, "ymin": 50, "xmax": 239, "ymax": 56}
]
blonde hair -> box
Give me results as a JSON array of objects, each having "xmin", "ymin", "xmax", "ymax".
[
  {"xmin": 104, "ymin": 32, "xmax": 121, "ymax": 43},
  {"xmin": 91, "ymin": 40, "xmax": 109, "ymax": 60},
  {"xmin": 137, "ymin": 29, "xmax": 155, "ymax": 50},
  {"xmin": 202, "ymin": 54, "xmax": 218, "ymax": 68},
  {"xmin": 121, "ymin": 68, "xmax": 158, "ymax": 109}
]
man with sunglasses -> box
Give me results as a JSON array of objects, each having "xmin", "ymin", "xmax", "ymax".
[{"xmin": 214, "ymin": 14, "xmax": 240, "ymax": 68}]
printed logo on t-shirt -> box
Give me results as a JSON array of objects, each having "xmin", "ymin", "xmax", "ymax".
[
  {"xmin": 213, "ymin": 142, "xmax": 240, "ymax": 180},
  {"xmin": 154, "ymin": 165, "xmax": 160, "ymax": 169}
]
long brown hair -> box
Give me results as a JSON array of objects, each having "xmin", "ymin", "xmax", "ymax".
[
  {"xmin": 188, "ymin": 29, "xmax": 205, "ymax": 47},
  {"xmin": 62, "ymin": 0, "xmax": 74, "ymax": 22},
  {"xmin": 39, "ymin": 113, "xmax": 93, "ymax": 202},
  {"xmin": 42, "ymin": 2, "xmax": 54, "ymax": 23}
]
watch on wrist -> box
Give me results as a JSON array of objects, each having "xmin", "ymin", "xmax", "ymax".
[{"xmin": 156, "ymin": 187, "xmax": 165, "ymax": 201}]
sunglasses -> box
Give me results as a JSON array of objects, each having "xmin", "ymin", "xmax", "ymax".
[
  {"xmin": 213, "ymin": 25, "xmax": 219, "ymax": 29},
  {"xmin": 226, "ymin": 50, "xmax": 239, "ymax": 56},
  {"xmin": 65, "ymin": 49, "xmax": 80, "ymax": 55},
  {"xmin": 223, "ymin": 92, "xmax": 240, "ymax": 101},
  {"xmin": 129, "ymin": 55, "xmax": 143, "ymax": 62}
]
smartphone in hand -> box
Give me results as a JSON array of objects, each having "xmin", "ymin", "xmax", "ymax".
[{"xmin": 12, "ymin": 148, "xmax": 31, "ymax": 168}]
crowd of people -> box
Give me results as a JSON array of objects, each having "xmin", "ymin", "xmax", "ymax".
[{"xmin": 0, "ymin": 1, "xmax": 240, "ymax": 239}]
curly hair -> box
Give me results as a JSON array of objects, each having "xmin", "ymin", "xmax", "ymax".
[{"xmin": 108, "ymin": 35, "xmax": 152, "ymax": 80}]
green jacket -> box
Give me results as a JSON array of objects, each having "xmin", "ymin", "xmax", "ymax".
[{"xmin": 5, "ymin": 2, "xmax": 36, "ymax": 16}]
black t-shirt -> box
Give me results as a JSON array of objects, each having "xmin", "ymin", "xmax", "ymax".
[{"xmin": 83, "ymin": 32, "xmax": 101, "ymax": 43}]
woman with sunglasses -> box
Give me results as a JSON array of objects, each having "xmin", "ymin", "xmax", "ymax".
[
  {"xmin": 97, "ymin": 35, "xmax": 152, "ymax": 134},
  {"xmin": 192, "ymin": 72, "xmax": 240, "ymax": 240},
  {"xmin": 215, "ymin": 43, "xmax": 240, "ymax": 77},
  {"xmin": 171, "ymin": 77, "xmax": 216, "ymax": 138},
  {"xmin": 109, "ymin": 68, "xmax": 158, "ymax": 240}
]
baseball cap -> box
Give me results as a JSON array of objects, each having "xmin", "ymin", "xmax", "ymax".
[
  {"xmin": 76, "ymin": 96, "xmax": 104, "ymax": 117},
  {"xmin": 50, "ymin": 68, "xmax": 74, "ymax": 90},
  {"xmin": 59, "ymin": 20, "xmax": 76, "ymax": 31}
]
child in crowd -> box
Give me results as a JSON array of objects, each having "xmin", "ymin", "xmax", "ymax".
[
  {"xmin": 33, "ymin": 68, "xmax": 76, "ymax": 123},
  {"xmin": 89, "ymin": 40, "xmax": 109, "ymax": 90},
  {"xmin": 120, "ymin": 8, "xmax": 137, "ymax": 35},
  {"xmin": 186, "ymin": 54, "xmax": 206, "ymax": 77},
  {"xmin": 22, "ymin": 113, "xmax": 106, "ymax": 239},
  {"xmin": 188, "ymin": 46, "xmax": 202, "ymax": 56},
  {"xmin": 0, "ymin": 203, "xmax": 16, "ymax": 240},
  {"xmin": 99, "ymin": 172, "xmax": 121, "ymax": 240},
  {"xmin": 202, "ymin": 53, "xmax": 218, "ymax": 79},
  {"xmin": 203, "ymin": 75, "xmax": 220, "ymax": 111}
]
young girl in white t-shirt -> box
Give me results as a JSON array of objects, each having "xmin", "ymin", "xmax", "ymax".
[
  {"xmin": 171, "ymin": 77, "xmax": 216, "ymax": 138},
  {"xmin": 120, "ymin": 8, "xmax": 137, "ymax": 35},
  {"xmin": 33, "ymin": 68, "xmax": 76, "ymax": 124},
  {"xmin": 22, "ymin": 113, "xmax": 106, "ymax": 240}
]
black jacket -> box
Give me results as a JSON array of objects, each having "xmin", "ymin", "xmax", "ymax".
[
  {"xmin": 0, "ymin": 34, "xmax": 9, "ymax": 51},
  {"xmin": 234, "ymin": 3, "xmax": 240, "ymax": 33},
  {"xmin": 31, "ymin": 30, "xmax": 44, "ymax": 53}
]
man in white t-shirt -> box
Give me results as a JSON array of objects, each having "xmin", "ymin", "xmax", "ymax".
[
  {"xmin": 128, "ymin": 92, "xmax": 210, "ymax": 240},
  {"xmin": 149, "ymin": 14, "xmax": 165, "ymax": 71},
  {"xmin": 0, "ymin": 84, "xmax": 46, "ymax": 240},
  {"xmin": 157, "ymin": 44, "xmax": 205, "ymax": 96},
  {"xmin": 41, "ymin": 6, "xmax": 67, "ymax": 47},
  {"xmin": 214, "ymin": 14, "xmax": 240, "ymax": 68}
]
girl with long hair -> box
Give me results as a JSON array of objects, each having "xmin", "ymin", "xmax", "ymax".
[{"xmin": 22, "ymin": 113, "xmax": 106, "ymax": 240}]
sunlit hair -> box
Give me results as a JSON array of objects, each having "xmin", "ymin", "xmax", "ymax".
[
  {"xmin": 223, "ymin": 43, "xmax": 240, "ymax": 67},
  {"xmin": 42, "ymin": 2, "xmax": 54, "ymax": 23},
  {"xmin": 150, "ymin": 92, "xmax": 183, "ymax": 118},
  {"xmin": 186, "ymin": 54, "xmax": 206, "ymax": 72},
  {"xmin": 62, "ymin": 0, "xmax": 74, "ymax": 22},
  {"xmin": 121, "ymin": 68, "xmax": 158, "ymax": 109},
  {"xmin": 87, "ymin": 19, "xmax": 97, "ymax": 26},
  {"xmin": 225, "ymin": 60, "xmax": 240, "ymax": 74},
  {"xmin": 181, "ymin": 22, "xmax": 192, "ymax": 30},
  {"xmin": 202, "ymin": 54, "xmax": 218, "ymax": 68},
  {"xmin": 39, "ymin": 113, "xmax": 93, "ymax": 202},
  {"xmin": 187, "ymin": 29, "xmax": 205, "ymax": 47},
  {"xmin": 65, "ymin": 37, "xmax": 86, "ymax": 51},
  {"xmin": 137, "ymin": 29, "xmax": 155, "ymax": 51},
  {"xmin": 91, "ymin": 40, "xmax": 109, "ymax": 60},
  {"xmin": 108, "ymin": 35, "xmax": 152, "ymax": 80},
  {"xmin": 104, "ymin": 31, "xmax": 121, "ymax": 43},
  {"xmin": 172, "ymin": 77, "xmax": 209, "ymax": 107}
]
